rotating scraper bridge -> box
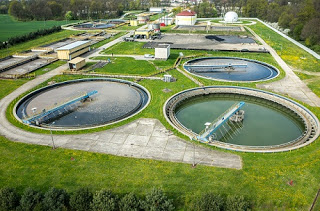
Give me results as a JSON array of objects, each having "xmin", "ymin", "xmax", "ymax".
[{"xmin": 164, "ymin": 86, "xmax": 320, "ymax": 153}]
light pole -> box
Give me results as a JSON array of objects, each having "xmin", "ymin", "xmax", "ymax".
[{"xmin": 49, "ymin": 122, "xmax": 56, "ymax": 150}]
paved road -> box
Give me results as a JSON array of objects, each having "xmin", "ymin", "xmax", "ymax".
[
  {"xmin": 247, "ymin": 27, "xmax": 320, "ymax": 107},
  {"xmin": 0, "ymin": 32, "xmax": 242, "ymax": 169}
]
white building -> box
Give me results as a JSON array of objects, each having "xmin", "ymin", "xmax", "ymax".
[
  {"xmin": 150, "ymin": 7, "xmax": 165, "ymax": 13},
  {"xmin": 224, "ymin": 11, "xmax": 238, "ymax": 23},
  {"xmin": 155, "ymin": 44, "xmax": 170, "ymax": 60},
  {"xmin": 175, "ymin": 10, "xmax": 197, "ymax": 26}
]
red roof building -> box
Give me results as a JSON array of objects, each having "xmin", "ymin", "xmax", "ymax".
[
  {"xmin": 176, "ymin": 10, "xmax": 197, "ymax": 25},
  {"xmin": 176, "ymin": 10, "xmax": 197, "ymax": 16}
]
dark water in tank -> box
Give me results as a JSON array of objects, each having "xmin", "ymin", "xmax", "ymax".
[
  {"xmin": 184, "ymin": 58, "xmax": 278, "ymax": 82},
  {"xmin": 17, "ymin": 81, "xmax": 148, "ymax": 128},
  {"xmin": 175, "ymin": 94, "xmax": 304, "ymax": 146}
]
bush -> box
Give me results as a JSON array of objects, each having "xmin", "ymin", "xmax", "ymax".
[
  {"xmin": 18, "ymin": 187, "xmax": 43, "ymax": 211},
  {"xmin": 141, "ymin": 188, "xmax": 174, "ymax": 211},
  {"xmin": 191, "ymin": 192, "xmax": 224, "ymax": 211},
  {"xmin": 0, "ymin": 187, "xmax": 20, "ymax": 211},
  {"xmin": 42, "ymin": 187, "xmax": 69, "ymax": 211},
  {"xmin": 91, "ymin": 189, "xmax": 119, "ymax": 211},
  {"xmin": 70, "ymin": 187, "xmax": 93, "ymax": 211},
  {"xmin": 225, "ymin": 195, "xmax": 250, "ymax": 211},
  {"xmin": 119, "ymin": 192, "xmax": 141, "ymax": 211}
]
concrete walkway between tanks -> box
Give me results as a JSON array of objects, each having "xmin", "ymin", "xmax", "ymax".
[
  {"xmin": 0, "ymin": 35, "xmax": 242, "ymax": 169},
  {"xmin": 246, "ymin": 27, "xmax": 320, "ymax": 107}
]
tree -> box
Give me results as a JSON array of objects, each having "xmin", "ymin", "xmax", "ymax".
[
  {"xmin": 8, "ymin": 0, "xmax": 24, "ymax": 20},
  {"xmin": 0, "ymin": 187, "xmax": 20, "ymax": 211},
  {"xmin": 48, "ymin": 1, "xmax": 63, "ymax": 18},
  {"xmin": 91, "ymin": 189, "xmax": 119, "ymax": 211},
  {"xmin": 141, "ymin": 188, "xmax": 174, "ymax": 211},
  {"xmin": 119, "ymin": 192, "xmax": 141, "ymax": 211},
  {"xmin": 18, "ymin": 188, "xmax": 43, "ymax": 211},
  {"xmin": 301, "ymin": 18, "xmax": 320, "ymax": 46},
  {"xmin": 65, "ymin": 10, "xmax": 73, "ymax": 22},
  {"xmin": 42, "ymin": 187, "xmax": 69, "ymax": 211},
  {"xmin": 191, "ymin": 192, "xmax": 224, "ymax": 211},
  {"xmin": 70, "ymin": 188, "xmax": 93, "ymax": 211}
]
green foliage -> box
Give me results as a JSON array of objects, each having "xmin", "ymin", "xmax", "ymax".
[
  {"xmin": 18, "ymin": 188, "xmax": 43, "ymax": 211},
  {"xmin": 0, "ymin": 187, "xmax": 20, "ymax": 211},
  {"xmin": 191, "ymin": 192, "xmax": 224, "ymax": 211},
  {"xmin": 70, "ymin": 188, "xmax": 93, "ymax": 211},
  {"xmin": 225, "ymin": 195, "xmax": 250, "ymax": 211},
  {"xmin": 141, "ymin": 188, "xmax": 174, "ymax": 211},
  {"xmin": 91, "ymin": 189, "xmax": 119, "ymax": 211},
  {"xmin": 91, "ymin": 57, "xmax": 158, "ymax": 76},
  {"xmin": 42, "ymin": 187, "xmax": 69, "ymax": 211},
  {"xmin": 119, "ymin": 192, "xmax": 141, "ymax": 211}
]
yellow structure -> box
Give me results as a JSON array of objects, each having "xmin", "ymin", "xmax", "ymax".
[
  {"xmin": 68, "ymin": 57, "xmax": 86, "ymax": 71},
  {"xmin": 56, "ymin": 41, "xmax": 91, "ymax": 60},
  {"xmin": 137, "ymin": 14, "xmax": 150, "ymax": 24},
  {"xmin": 175, "ymin": 10, "xmax": 197, "ymax": 26},
  {"xmin": 130, "ymin": 20, "xmax": 138, "ymax": 26},
  {"xmin": 134, "ymin": 29, "xmax": 155, "ymax": 39}
]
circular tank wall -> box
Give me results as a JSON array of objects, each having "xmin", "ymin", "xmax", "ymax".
[
  {"xmin": 164, "ymin": 86, "xmax": 319, "ymax": 152},
  {"xmin": 183, "ymin": 57, "xmax": 279, "ymax": 82},
  {"xmin": 15, "ymin": 78, "xmax": 150, "ymax": 130}
]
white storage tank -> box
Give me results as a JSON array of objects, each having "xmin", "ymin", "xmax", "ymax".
[{"xmin": 224, "ymin": 11, "xmax": 238, "ymax": 23}]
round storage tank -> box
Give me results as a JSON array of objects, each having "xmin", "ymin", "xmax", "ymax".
[
  {"xmin": 148, "ymin": 23, "xmax": 160, "ymax": 32},
  {"xmin": 224, "ymin": 11, "xmax": 238, "ymax": 23}
]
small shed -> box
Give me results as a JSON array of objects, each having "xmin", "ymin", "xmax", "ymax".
[
  {"xmin": 155, "ymin": 44, "xmax": 170, "ymax": 60},
  {"xmin": 68, "ymin": 57, "xmax": 86, "ymax": 71}
]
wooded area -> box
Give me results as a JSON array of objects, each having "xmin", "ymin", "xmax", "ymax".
[{"xmin": 0, "ymin": 0, "xmax": 319, "ymax": 52}]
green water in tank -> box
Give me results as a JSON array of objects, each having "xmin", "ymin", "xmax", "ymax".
[{"xmin": 175, "ymin": 94, "xmax": 305, "ymax": 146}]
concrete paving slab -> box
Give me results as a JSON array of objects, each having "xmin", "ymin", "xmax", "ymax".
[
  {"xmin": 124, "ymin": 134, "xmax": 150, "ymax": 147},
  {"xmin": 142, "ymin": 147, "xmax": 164, "ymax": 159},
  {"xmin": 147, "ymin": 136, "xmax": 168, "ymax": 148},
  {"xmin": 90, "ymin": 141, "xmax": 122, "ymax": 154},
  {"xmin": 133, "ymin": 124, "xmax": 154, "ymax": 136},
  {"xmin": 118, "ymin": 144, "xmax": 145, "ymax": 157},
  {"xmin": 166, "ymin": 137, "xmax": 187, "ymax": 151},
  {"xmin": 162, "ymin": 149, "xmax": 185, "ymax": 162},
  {"xmin": 109, "ymin": 133, "xmax": 128, "ymax": 144}
]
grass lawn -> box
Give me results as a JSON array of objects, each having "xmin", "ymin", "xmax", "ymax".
[
  {"xmin": 1, "ymin": 68, "xmax": 320, "ymax": 210},
  {"xmin": 91, "ymin": 31, "xmax": 127, "ymax": 49},
  {"xmin": 0, "ymin": 19, "xmax": 320, "ymax": 210},
  {"xmin": 90, "ymin": 57, "xmax": 158, "ymax": 76},
  {"xmin": 0, "ymin": 30, "xmax": 81, "ymax": 59},
  {"xmin": 0, "ymin": 14, "xmax": 79, "ymax": 42},
  {"xmin": 248, "ymin": 21, "xmax": 320, "ymax": 73},
  {"xmin": 115, "ymin": 24, "xmax": 141, "ymax": 31}
]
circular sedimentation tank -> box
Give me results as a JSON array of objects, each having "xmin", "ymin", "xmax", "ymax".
[
  {"xmin": 74, "ymin": 22, "xmax": 115, "ymax": 29},
  {"xmin": 164, "ymin": 86, "xmax": 319, "ymax": 152},
  {"xmin": 184, "ymin": 57, "xmax": 279, "ymax": 82},
  {"xmin": 15, "ymin": 78, "xmax": 150, "ymax": 130}
]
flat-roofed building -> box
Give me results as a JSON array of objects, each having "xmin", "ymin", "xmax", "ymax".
[
  {"xmin": 68, "ymin": 57, "xmax": 86, "ymax": 71},
  {"xmin": 155, "ymin": 44, "xmax": 170, "ymax": 60},
  {"xmin": 56, "ymin": 40, "xmax": 91, "ymax": 60}
]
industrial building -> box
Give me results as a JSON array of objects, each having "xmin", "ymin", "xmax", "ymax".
[
  {"xmin": 56, "ymin": 40, "xmax": 91, "ymax": 60},
  {"xmin": 130, "ymin": 20, "xmax": 138, "ymax": 26},
  {"xmin": 137, "ymin": 14, "xmax": 150, "ymax": 24},
  {"xmin": 224, "ymin": 11, "xmax": 238, "ymax": 23},
  {"xmin": 134, "ymin": 29, "xmax": 155, "ymax": 39},
  {"xmin": 68, "ymin": 57, "xmax": 86, "ymax": 71},
  {"xmin": 155, "ymin": 44, "xmax": 170, "ymax": 60},
  {"xmin": 175, "ymin": 10, "xmax": 197, "ymax": 26},
  {"xmin": 150, "ymin": 7, "xmax": 165, "ymax": 13}
]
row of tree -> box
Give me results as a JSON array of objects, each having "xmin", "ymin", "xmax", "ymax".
[
  {"xmin": 0, "ymin": 186, "xmax": 251, "ymax": 210},
  {"xmin": 6, "ymin": 0, "xmax": 171, "ymax": 21}
]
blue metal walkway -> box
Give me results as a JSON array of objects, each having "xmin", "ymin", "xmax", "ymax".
[
  {"xmin": 197, "ymin": 102, "xmax": 245, "ymax": 143},
  {"xmin": 22, "ymin": 90, "xmax": 98, "ymax": 125}
]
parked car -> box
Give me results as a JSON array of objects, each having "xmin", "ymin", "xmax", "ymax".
[{"xmin": 144, "ymin": 54, "xmax": 154, "ymax": 58}]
